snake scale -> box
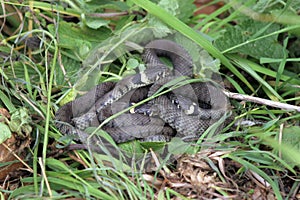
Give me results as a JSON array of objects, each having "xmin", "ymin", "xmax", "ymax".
[{"xmin": 55, "ymin": 40, "xmax": 229, "ymax": 144}]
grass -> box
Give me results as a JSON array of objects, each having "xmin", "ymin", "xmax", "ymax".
[{"xmin": 1, "ymin": 0, "xmax": 300, "ymax": 199}]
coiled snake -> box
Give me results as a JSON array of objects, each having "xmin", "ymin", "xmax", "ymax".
[{"xmin": 55, "ymin": 40, "xmax": 229, "ymax": 143}]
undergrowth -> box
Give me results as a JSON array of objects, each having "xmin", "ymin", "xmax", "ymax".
[{"xmin": 0, "ymin": 0, "xmax": 300, "ymax": 199}]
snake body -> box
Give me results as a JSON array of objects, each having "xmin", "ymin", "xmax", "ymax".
[{"xmin": 55, "ymin": 40, "xmax": 228, "ymax": 143}]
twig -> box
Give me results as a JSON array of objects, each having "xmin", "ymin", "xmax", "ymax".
[
  {"xmin": 38, "ymin": 157, "xmax": 52, "ymax": 197},
  {"xmin": 2, "ymin": 142, "xmax": 33, "ymax": 173},
  {"xmin": 223, "ymin": 91, "xmax": 300, "ymax": 112}
]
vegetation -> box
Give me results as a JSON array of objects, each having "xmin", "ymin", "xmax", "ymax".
[{"xmin": 1, "ymin": 0, "xmax": 300, "ymax": 199}]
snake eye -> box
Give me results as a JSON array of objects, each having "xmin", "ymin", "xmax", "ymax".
[
  {"xmin": 171, "ymin": 99, "xmax": 179, "ymax": 105},
  {"xmin": 142, "ymin": 109, "xmax": 152, "ymax": 116},
  {"xmin": 144, "ymin": 110, "xmax": 149, "ymax": 115}
]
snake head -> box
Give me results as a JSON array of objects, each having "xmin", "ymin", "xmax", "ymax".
[
  {"xmin": 132, "ymin": 103, "xmax": 159, "ymax": 117},
  {"xmin": 169, "ymin": 93, "xmax": 200, "ymax": 116}
]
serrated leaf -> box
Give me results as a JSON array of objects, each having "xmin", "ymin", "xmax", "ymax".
[
  {"xmin": 158, "ymin": 0, "xmax": 179, "ymax": 15},
  {"xmin": 252, "ymin": 0, "xmax": 300, "ymax": 15},
  {"xmin": 176, "ymin": 0, "xmax": 196, "ymax": 22},
  {"xmin": 198, "ymin": 50, "xmax": 221, "ymax": 78},
  {"xmin": 148, "ymin": 17, "xmax": 173, "ymax": 38},
  {"xmin": 47, "ymin": 21, "xmax": 111, "ymax": 59},
  {"xmin": 147, "ymin": 0, "xmax": 178, "ymax": 38},
  {"xmin": 9, "ymin": 108, "xmax": 32, "ymax": 138},
  {"xmin": 214, "ymin": 19, "xmax": 286, "ymax": 60},
  {"xmin": 0, "ymin": 123, "xmax": 12, "ymax": 144},
  {"xmin": 146, "ymin": 0, "xmax": 196, "ymax": 38}
]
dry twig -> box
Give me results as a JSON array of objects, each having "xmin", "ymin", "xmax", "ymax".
[{"xmin": 224, "ymin": 91, "xmax": 300, "ymax": 112}]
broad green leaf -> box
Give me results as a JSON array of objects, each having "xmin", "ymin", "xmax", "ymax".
[
  {"xmin": 174, "ymin": 34, "xmax": 220, "ymax": 78},
  {"xmin": 56, "ymin": 55, "xmax": 82, "ymax": 86},
  {"xmin": 83, "ymin": 0, "xmax": 129, "ymax": 12},
  {"xmin": 118, "ymin": 140, "xmax": 144, "ymax": 156},
  {"xmin": 126, "ymin": 58, "xmax": 139, "ymax": 70},
  {"xmin": 85, "ymin": 17, "xmax": 110, "ymax": 29},
  {"xmin": 147, "ymin": 0, "xmax": 178, "ymax": 38},
  {"xmin": 148, "ymin": 17, "xmax": 173, "ymax": 38},
  {"xmin": 0, "ymin": 123, "xmax": 12, "ymax": 144},
  {"xmin": 176, "ymin": 0, "xmax": 196, "ymax": 23},
  {"xmin": 47, "ymin": 21, "xmax": 111, "ymax": 60},
  {"xmin": 147, "ymin": 0, "xmax": 196, "ymax": 38},
  {"xmin": 214, "ymin": 19, "xmax": 286, "ymax": 60},
  {"xmin": 3, "ymin": 61, "xmax": 43, "ymax": 88},
  {"xmin": 168, "ymin": 137, "xmax": 193, "ymax": 155}
]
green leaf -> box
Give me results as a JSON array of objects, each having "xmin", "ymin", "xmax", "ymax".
[
  {"xmin": 85, "ymin": 127, "xmax": 117, "ymax": 146},
  {"xmin": 0, "ymin": 90, "xmax": 16, "ymax": 112},
  {"xmin": 174, "ymin": 34, "xmax": 220, "ymax": 78},
  {"xmin": 227, "ymin": 154, "xmax": 282, "ymax": 200},
  {"xmin": 0, "ymin": 123, "xmax": 12, "ymax": 144},
  {"xmin": 46, "ymin": 158, "xmax": 72, "ymax": 172},
  {"xmin": 139, "ymin": 140, "xmax": 166, "ymax": 151},
  {"xmin": 126, "ymin": 58, "xmax": 139, "ymax": 70},
  {"xmin": 83, "ymin": 0, "xmax": 129, "ymax": 12},
  {"xmin": 147, "ymin": 0, "xmax": 179, "ymax": 38},
  {"xmin": 176, "ymin": 0, "xmax": 196, "ymax": 23},
  {"xmin": 9, "ymin": 185, "xmax": 36, "ymax": 199},
  {"xmin": 56, "ymin": 56, "xmax": 82, "ymax": 86},
  {"xmin": 85, "ymin": 17, "xmax": 110, "ymax": 29},
  {"xmin": 228, "ymin": 54, "xmax": 282, "ymax": 100},
  {"xmin": 148, "ymin": 17, "xmax": 173, "ymax": 38},
  {"xmin": 214, "ymin": 19, "xmax": 286, "ymax": 60},
  {"xmin": 168, "ymin": 137, "xmax": 193, "ymax": 155},
  {"xmin": 9, "ymin": 108, "xmax": 32, "ymax": 137},
  {"xmin": 47, "ymin": 21, "xmax": 111, "ymax": 59}
]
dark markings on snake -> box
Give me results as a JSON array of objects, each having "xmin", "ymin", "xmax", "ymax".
[{"xmin": 118, "ymin": 88, "xmax": 123, "ymax": 96}]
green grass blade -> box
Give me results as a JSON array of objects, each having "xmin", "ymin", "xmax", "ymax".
[
  {"xmin": 227, "ymin": 54, "xmax": 283, "ymax": 101},
  {"xmin": 0, "ymin": 90, "xmax": 16, "ymax": 112},
  {"xmin": 226, "ymin": 154, "xmax": 283, "ymax": 200}
]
